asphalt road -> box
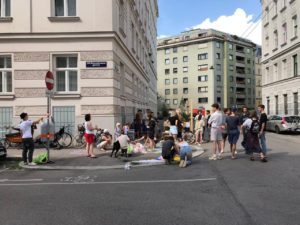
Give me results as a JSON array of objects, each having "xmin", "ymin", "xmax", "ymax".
[{"xmin": 0, "ymin": 132, "xmax": 299, "ymax": 225}]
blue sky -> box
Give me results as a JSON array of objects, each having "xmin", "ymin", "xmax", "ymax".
[{"xmin": 157, "ymin": 0, "xmax": 262, "ymax": 44}]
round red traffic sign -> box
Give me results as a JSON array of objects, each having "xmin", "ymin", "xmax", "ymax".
[{"xmin": 45, "ymin": 71, "xmax": 54, "ymax": 91}]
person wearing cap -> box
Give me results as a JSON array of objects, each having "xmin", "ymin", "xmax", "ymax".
[
  {"xmin": 114, "ymin": 122, "xmax": 122, "ymax": 140},
  {"xmin": 97, "ymin": 129, "xmax": 112, "ymax": 151},
  {"xmin": 19, "ymin": 112, "xmax": 44, "ymax": 166},
  {"xmin": 225, "ymin": 107, "xmax": 241, "ymax": 159}
]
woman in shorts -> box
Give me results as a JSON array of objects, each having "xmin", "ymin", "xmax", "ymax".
[
  {"xmin": 84, "ymin": 114, "xmax": 97, "ymax": 158},
  {"xmin": 168, "ymin": 110, "xmax": 178, "ymax": 141},
  {"xmin": 225, "ymin": 107, "xmax": 240, "ymax": 159}
]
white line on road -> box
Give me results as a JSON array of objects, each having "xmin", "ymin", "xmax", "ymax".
[
  {"xmin": 0, "ymin": 168, "xmax": 9, "ymax": 174},
  {"xmin": 0, "ymin": 179, "xmax": 44, "ymax": 183},
  {"xmin": 0, "ymin": 178, "xmax": 216, "ymax": 187}
]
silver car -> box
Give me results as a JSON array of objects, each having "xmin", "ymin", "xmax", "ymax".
[{"xmin": 266, "ymin": 115, "xmax": 300, "ymax": 134}]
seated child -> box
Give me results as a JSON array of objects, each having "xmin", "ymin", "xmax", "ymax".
[
  {"xmin": 162, "ymin": 136, "xmax": 177, "ymax": 165},
  {"xmin": 97, "ymin": 129, "xmax": 112, "ymax": 151},
  {"xmin": 177, "ymin": 134, "xmax": 192, "ymax": 168}
]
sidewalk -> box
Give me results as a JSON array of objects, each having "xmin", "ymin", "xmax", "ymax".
[{"xmin": 8, "ymin": 144, "xmax": 205, "ymax": 170}]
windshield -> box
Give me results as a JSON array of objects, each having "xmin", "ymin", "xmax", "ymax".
[{"xmin": 285, "ymin": 116, "xmax": 300, "ymax": 123}]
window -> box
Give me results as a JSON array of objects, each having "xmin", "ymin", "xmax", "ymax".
[
  {"xmin": 292, "ymin": 16, "xmax": 298, "ymax": 38},
  {"xmin": 284, "ymin": 94, "xmax": 288, "ymax": 115},
  {"xmin": 198, "ymin": 87, "xmax": 208, "ymax": 93},
  {"xmin": 273, "ymin": 0, "xmax": 278, "ymax": 17},
  {"xmin": 217, "ymin": 97, "xmax": 221, "ymax": 104},
  {"xmin": 264, "ymin": 7, "xmax": 269, "ymax": 24},
  {"xmin": 293, "ymin": 55, "xmax": 298, "ymax": 76},
  {"xmin": 246, "ymin": 48, "xmax": 251, "ymax": 54},
  {"xmin": 173, "ymin": 88, "xmax": 178, "ymax": 94},
  {"xmin": 248, "ymin": 88, "xmax": 251, "ymax": 94},
  {"xmin": 230, "ymin": 87, "xmax": 234, "ymax": 93},
  {"xmin": 0, "ymin": 0, "xmax": 10, "ymax": 17},
  {"xmin": 165, "ymin": 69, "xmax": 170, "ymax": 75},
  {"xmin": 198, "ymin": 98, "xmax": 208, "ymax": 103},
  {"xmin": 183, "ymin": 77, "xmax": 188, "ymax": 83},
  {"xmin": 173, "ymin": 47, "xmax": 178, "ymax": 53},
  {"xmin": 198, "ymin": 64, "xmax": 208, "ymax": 71},
  {"xmin": 165, "ymin": 48, "xmax": 170, "ymax": 55},
  {"xmin": 173, "ymin": 68, "xmax": 178, "ymax": 74},
  {"xmin": 173, "ymin": 78, "xmax": 178, "ymax": 84},
  {"xmin": 55, "ymin": 56, "xmax": 78, "ymax": 92},
  {"xmin": 294, "ymin": 93, "xmax": 299, "ymax": 115},
  {"xmin": 216, "ymin": 53, "xmax": 221, "ymax": 59},
  {"xmin": 165, "ymin": 89, "xmax": 170, "ymax": 95},
  {"xmin": 55, "ymin": 0, "xmax": 76, "ymax": 17},
  {"xmin": 230, "ymin": 76, "xmax": 234, "ymax": 82},
  {"xmin": 274, "ymin": 30, "xmax": 278, "ymax": 48},
  {"xmin": 247, "ymin": 59, "xmax": 251, "ymax": 64},
  {"xmin": 0, "ymin": 56, "xmax": 12, "ymax": 93},
  {"xmin": 165, "ymin": 99, "xmax": 170, "ymax": 105},
  {"xmin": 274, "ymin": 63, "xmax": 278, "ymax": 80},
  {"xmin": 282, "ymin": 23, "xmax": 287, "ymax": 44},
  {"xmin": 173, "ymin": 57, "xmax": 178, "ymax": 64},
  {"xmin": 183, "ymin": 56, "xmax": 188, "ymax": 62},
  {"xmin": 165, "ymin": 59, "xmax": 170, "ymax": 65},
  {"xmin": 131, "ymin": 24, "xmax": 135, "ymax": 52},
  {"xmin": 198, "ymin": 75, "xmax": 208, "ymax": 82},
  {"xmin": 217, "ymin": 75, "xmax": 221, "ymax": 82},
  {"xmin": 247, "ymin": 78, "xmax": 251, "ymax": 84},
  {"xmin": 183, "ymin": 67, "xmax": 188, "ymax": 72},
  {"xmin": 173, "ymin": 99, "xmax": 178, "ymax": 105},
  {"xmin": 118, "ymin": 0, "xmax": 125, "ymax": 32},
  {"xmin": 183, "ymin": 88, "xmax": 188, "ymax": 94},
  {"xmin": 247, "ymin": 68, "xmax": 252, "ymax": 74},
  {"xmin": 229, "ymin": 55, "xmax": 233, "ymax": 61},
  {"xmin": 281, "ymin": 0, "xmax": 286, "ymax": 10},
  {"xmin": 282, "ymin": 59, "xmax": 287, "ymax": 78},
  {"xmin": 216, "ymin": 64, "xmax": 221, "ymax": 71},
  {"xmin": 217, "ymin": 86, "xmax": 221, "ymax": 93},
  {"xmin": 183, "ymin": 46, "xmax": 188, "ymax": 52},
  {"xmin": 198, "ymin": 53, "xmax": 208, "ymax": 60},
  {"xmin": 229, "ymin": 44, "xmax": 233, "ymax": 50},
  {"xmin": 165, "ymin": 79, "xmax": 170, "ymax": 85},
  {"xmin": 216, "ymin": 42, "xmax": 221, "ymax": 48},
  {"xmin": 229, "ymin": 65, "xmax": 234, "ymax": 71}
]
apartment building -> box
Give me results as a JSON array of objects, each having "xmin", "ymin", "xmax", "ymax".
[
  {"xmin": 157, "ymin": 29, "xmax": 257, "ymax": 111},
  {"xmin": 0, "ymin": 0, "xmax": 159, "ymax": 134},
  {"xmin": 261, "ymin": 0, "xmax": 300, "ymax": 115},
  {"xmin": 256, "ymin": 46, "xmax": 262, "ymax": 106}
]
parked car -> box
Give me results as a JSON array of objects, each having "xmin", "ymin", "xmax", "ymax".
[{"xmin": 266, "ymin": 115, "xmax": 300, "ymax": 134}]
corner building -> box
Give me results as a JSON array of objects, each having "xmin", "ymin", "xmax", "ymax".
[{"xmin": 0, "ymin": 0, "xmax": 159, "ymax": 133}]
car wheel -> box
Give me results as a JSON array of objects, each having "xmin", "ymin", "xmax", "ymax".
[{"xmin": 275, "ymin": 126, "xmax": 281, "ymax": 134}]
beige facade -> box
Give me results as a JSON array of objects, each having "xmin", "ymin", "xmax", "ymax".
[
  {"xmin": 256, "ymin": 46, "xmax": 262, "ymax": 106},
  {"xmin": 261, "ymin": 0, "xmax": 300, "ymax": 115},
  {"xmin": 157, "ymin": 29, "xmax": 257, "ymax": 111},
  {"xmin": 0, "ymin": 0, "xmax": 158, "ymax": 133}
]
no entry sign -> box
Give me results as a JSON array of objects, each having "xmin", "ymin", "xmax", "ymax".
[{"xmin": 45, "ymin": 71, "xmax": 54, "ymax": 91}]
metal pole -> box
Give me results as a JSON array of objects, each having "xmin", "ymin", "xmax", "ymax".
[{"xmin": 47, "ymin": 92, "xmax": 50, "ymax": 162}]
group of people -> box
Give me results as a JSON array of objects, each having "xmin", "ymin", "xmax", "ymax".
[{"xmin": 207, "ymin": 103, "xmax": 268, "ymax": 162}]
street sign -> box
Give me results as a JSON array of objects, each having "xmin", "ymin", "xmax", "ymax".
[
  {"xmin": 86, "ymin": 61, "xmax": 107, "ymax": 68},
  {"xmin": 45, "ymin": 71, "xmax": 54, "ymax": 91}
]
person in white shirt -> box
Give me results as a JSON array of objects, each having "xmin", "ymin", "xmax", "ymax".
[
  {"xmin": 208, "ymin": 103, "xmax": 224, "ymax": 160},
  {"xmin": 19, "ymin": 112, "xmax": 43, "ymax": 166}
]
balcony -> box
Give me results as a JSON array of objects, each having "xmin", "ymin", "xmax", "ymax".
[
  {"xmin": 236, "ymin": 93, "xmax": 246, "ymax": 98},
  {"xmin": 236, "ymin": 61, "xmax": 245, "ymax": 67},
  {"xmin": 236, "ymin": 82, "xmax": 246, "ymax": 88}
]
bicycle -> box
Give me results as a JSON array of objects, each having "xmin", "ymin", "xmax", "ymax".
[
  {"xmin": 0, "ymin": 126, "xmax": 10, "ymax": 149},
  {"xmin": 73, "ymin": 124, "xmax": 86, "ymax": 148}
]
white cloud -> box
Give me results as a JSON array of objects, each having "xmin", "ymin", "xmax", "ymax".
[
  {"xmin": 190, "ymin": 8, "xmax": 262, "ymax": 45},
  {"xmin": 157, "ymin": 34, "xmax": 169, "ymax": 39}
]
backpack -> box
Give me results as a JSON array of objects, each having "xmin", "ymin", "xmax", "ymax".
[{"xmin": 250, "ymin": 120, "xmax": 260, "ymax": 134}]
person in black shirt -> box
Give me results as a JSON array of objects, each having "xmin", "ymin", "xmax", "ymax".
[
  {"xmin": 240, "ymin": 106, "xmax": 250, "ymax": 149},
  {"xmin": 162, "ymin": 136, "xmax": 178, "ymax": 164},
  {"xmin": 258, "ymin": 104, "xmax": 268, "ymax": 162},
  {"xmin": 168, "ymin": 110, "xmax": 178, "ymax": 141}
]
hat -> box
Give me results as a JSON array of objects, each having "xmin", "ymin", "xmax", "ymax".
[
  {"xmin": 20, "ymin": 112, "xmax": 28, "ymax": 120},
  {"xmin": 231, "ymin": 106, "xmax": 238, "ymax": 112},
  {"xmin": 103, "ymin": 129, "xmax": 109, "ymax": 134}
]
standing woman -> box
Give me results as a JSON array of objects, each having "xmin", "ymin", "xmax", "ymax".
[
  {"xmin": 241, "ymin": 111, "xmax": 267, "ymax": 162},
  {"xmin": 225, "ymin": 107, "xmax": 240, "ymax": 159},
  {"xmin": 176, "ymin": 109, "xmax": 183, "ymax": 139},
  {"xmin": 168, "ymin": 110, "xmax": 178, "ymax": 141},
  {"xmin": 84, "ymin": 114, "xmax": 97, "ymax": 158},
  {"xmin": 194, "ymin": 115, "xmax": 205, "ymax": 145}
]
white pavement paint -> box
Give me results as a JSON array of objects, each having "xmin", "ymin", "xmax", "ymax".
[
  {"xmin": 0, "ymin": 178, "xmax": 216, "ymax": 187},
  {"xmin": 0, "ymin": 179, "xmax": 43, "ymax": 183},
  {"xmin": 0, "ymin": 168, "xmax": 9, "ymax": 174}
]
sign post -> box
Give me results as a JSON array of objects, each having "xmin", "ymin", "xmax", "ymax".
[{"xmin": 45, "ymin": 71, "xmax": 54, "ymax": 163}]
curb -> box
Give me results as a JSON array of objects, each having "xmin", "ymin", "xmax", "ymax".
[{"xmin": 19, "ymin": 148, "xmax": 206, "ymax": 171}]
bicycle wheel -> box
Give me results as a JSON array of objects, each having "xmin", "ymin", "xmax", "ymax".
[
  {"xmin": 73, "ymin": 134, "xmax": 86, "ymax": 148},
  {"xmin": 186, "ymin": 132, "xmax": 195, "ymax": 144},
  {"xmin": 57, "ymin": 133, "xmax": 73, "ymax": 148}
]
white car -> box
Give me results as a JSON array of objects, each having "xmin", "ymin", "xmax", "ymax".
[{"xmin": 266, "ymin": 115, "xmax": 300, "ymax": 134}]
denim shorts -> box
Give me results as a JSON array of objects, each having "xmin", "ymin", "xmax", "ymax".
[{"xmin": 228, "ymin": 129, "xmax": 240, "ymax": 145}]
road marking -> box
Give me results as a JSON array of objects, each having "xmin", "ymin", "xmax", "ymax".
[
  {"xmin": 0, "ymin": 168, "xmax": 9, "ymax": 174},
  {"xmin": 0, "ymin": 178, "xmax": 216, "ymax": 187},
  {"xmin": 0, "ymin": 179, "xmax": 43, "ymax": 183}
]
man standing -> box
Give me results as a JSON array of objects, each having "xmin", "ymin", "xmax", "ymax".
[
  {"xmin": 208, "ymin": 104, "xmax": 224, "ymax": 160},
  {"xmin": 19, "ymin": 113, "xmax": 43, "ymax": 166},
  {"xmin": 258, "ymin": 105, "xmax": 268, "ymax": 162}
]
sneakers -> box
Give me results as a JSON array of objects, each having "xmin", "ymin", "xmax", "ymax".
[
  {"xmin": 28, "ymin": 162, "xmax": 37, "ymax": 166},
  {"xmin": 179, "ymin": 160, "xmax": 184, "ymax": 167},
  {"xmin": 209, "ymin": 155, "xmax": 217, "ymax": 161},
  {"xmin": 217, "ymin": 155, "xmax": 223, "ymax": 160},
  {"xmin": 182, "ymin": 156, "xmax": 187, "ymax": 168}
]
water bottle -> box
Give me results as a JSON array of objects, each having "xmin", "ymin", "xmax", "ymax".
[{"xmin": 124, "ymin": 162, "xmax": 131, "ymax": 171}]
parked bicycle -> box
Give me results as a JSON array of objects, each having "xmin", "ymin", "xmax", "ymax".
[{"xmin": 73, "ymin": 124, "xmax": 104, "ymax": 148}]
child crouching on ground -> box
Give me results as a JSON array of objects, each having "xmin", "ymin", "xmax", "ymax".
[
  {"xmin": 177, "ymin": 134, "xmax": 193, "ymax": 168},
  {"xmin": 162, "ymin": 136, "xmax": 177, "ymax": 165}
]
